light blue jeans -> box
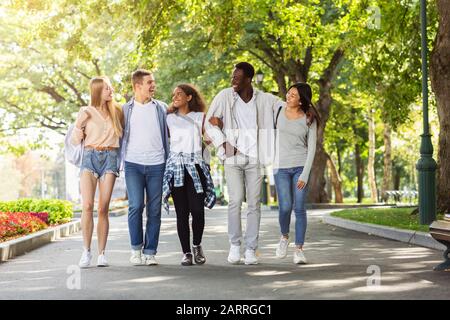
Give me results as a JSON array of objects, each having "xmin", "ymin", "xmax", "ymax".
[{"xmin": 274, "ymin": 166, "xmax": 308, "ymax": 246}]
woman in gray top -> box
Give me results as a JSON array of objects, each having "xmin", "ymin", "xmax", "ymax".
[{"xmin": 273, "ymin": 82, "xmax": 320, "ymax": 264}]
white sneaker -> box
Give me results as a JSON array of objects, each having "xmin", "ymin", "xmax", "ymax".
[
  {"xmin": 244, "ymin": 249, "xmax": 258, "ymax": 265},
  {"xmin": 143, "ymin": 254, "xmax": 158, "ymax": 266},
  {"xmin": 130, "ymin": 249, "xmax": 143, "ymax": 265},
  {"xmin": 275, "ymin": 237, "xmax": 290, "ymax": 259},
  {"xmin": 78, "ymin": 248, "xmax": 92, "ymax": 268},
  {"xmin": 97, "ymin": 252, "xmax": 109, "ymax": 267},
  {"xmin": 227, "ymin": 245, "xmax": 241, "ymax": 264},
  {"xmin": 293, "ymin": 249, "xmax": 307, "ymax": 264}
]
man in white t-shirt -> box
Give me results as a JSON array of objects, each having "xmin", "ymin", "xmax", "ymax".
[
  {"xmin": 205, "ymin": 62, "xmax": 283, "ymax": 265},
  {"xmin": 120, "ymin": 69, "xmax": 169, "ymax": 266}
]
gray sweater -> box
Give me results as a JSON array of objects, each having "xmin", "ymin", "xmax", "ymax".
[{"xmin": 274, "ymin": 106, "xmax": 317, "ymax": 183}]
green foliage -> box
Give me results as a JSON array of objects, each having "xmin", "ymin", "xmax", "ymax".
[
  {"xmin": 0, "ymin": 0, "xmax": 442, "ymax": 203},
  {"xmin": 351, "ymin": 0, "xmax": 437, "ymax": 129},
  {"xmin": 0, "ymin": 199, "xmax": 74, "ymax": 224},
  {"xmin": 0, "ymin": 0, "xmax": 138, "ymax": 141}
]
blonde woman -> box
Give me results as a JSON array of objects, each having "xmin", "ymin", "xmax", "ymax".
[{"xmin": 71, "ymin": 76, "xmax": 124, "ymax": 268}]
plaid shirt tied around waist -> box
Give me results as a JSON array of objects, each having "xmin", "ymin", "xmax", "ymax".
[{"xmin": 162, "ymin": 151, "xmax": 216, "ymax": 214}]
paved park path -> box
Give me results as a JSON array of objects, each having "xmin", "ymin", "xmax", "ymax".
[{"xmin": 0, "ymin": 208, "xmax": 449, "ymax": 300}]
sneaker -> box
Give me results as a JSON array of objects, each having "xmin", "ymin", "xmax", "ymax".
[
  {"xmin": 192, "ymin": 245, "xmax": 206, "ymax": 265},
  {"xmin": 97, "ymin": 252, "xmax": 109, "ymax": 267},
  {"xmin": 130, "ymin": 249, "xmax": 143, "ymax": 265},
  {"xmin": 78, "ymin": 248, "xmax": 92, "ymax": 268},
  {"xmin": 143, "ymin": 254, "xmax": 158, "ymax": 266},
  {"xmin": 293, "ymin": 248, "xmax": 307, "ymax": 264},
  {"xmin": 227, "ymin": 244, "xmax": 241, "ymax": 264},
  {"xmin": 244, "ymin": 249, "xmax": 258, "ymax": 265},
  {"xmin": 275, "ymin": 237, "xmax": 290, "ymax": 259},
  {"xmin": 181, "ymin": 253, "xmax": 193, "ymax": 266}
]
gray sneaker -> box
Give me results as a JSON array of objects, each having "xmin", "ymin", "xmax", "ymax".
[
  {"xmin": 193, "ymin": 245, "xmax": 206, "ymax": 264},
  {"xmin": 181, "ymin": 253, "xmax": 193, "ymax": 266}
]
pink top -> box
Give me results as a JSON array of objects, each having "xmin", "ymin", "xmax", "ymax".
[{"xmin": 71, "ymin": 106, "xmax": 120, "ymax": 148}]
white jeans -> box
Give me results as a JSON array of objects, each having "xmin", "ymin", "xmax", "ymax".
[{"xmin": 224, "ymin": 154, "xmax": 263, "ymax": 250}]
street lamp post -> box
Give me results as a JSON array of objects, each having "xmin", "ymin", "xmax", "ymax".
[
  {"xmin": 255, "ymin": 70, "xmax": 264, "ymax": 86},
  {"xmin": 416, "ymin": 0, "xmax": 437, "ymax": 225},
  {"xmin": 420, "ymin": 0, "xmax": 450, "ymax": 271}
]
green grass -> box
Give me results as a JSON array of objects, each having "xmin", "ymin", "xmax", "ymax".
[
  {"xmin": 342, "ymin": 198, "xmax": 378, "ymax": 204},
  {"xmin": 331, "ymin": 208, "xmax": 444, "ymax": 232}
]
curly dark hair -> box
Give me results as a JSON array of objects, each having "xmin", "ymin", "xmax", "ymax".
[{"xmin": 168, "ymin": 83, "xmax": 207, "ymax": 113}]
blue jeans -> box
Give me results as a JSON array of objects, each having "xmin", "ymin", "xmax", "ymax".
[
  {"xmin": 274, "ymin": 166, "xmax": 308, "ymax": 246},
  {"xmin": 125, "ymin": 161, "xmax": 165, "ymax": 255},
  {"xmin": 81, "ymin": 148, "xmax": 119, "ymax": 180}
]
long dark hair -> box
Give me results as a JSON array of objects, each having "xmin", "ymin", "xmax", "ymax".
[
  {"xmin": 288, "ymin": 82, "xmax": 321, "ymax": 126},
  {"xmin": 168, "ymin": 83, "xmax": 207, "ymax": 113}
]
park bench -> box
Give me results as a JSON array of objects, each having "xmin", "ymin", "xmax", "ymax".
[
  {"xmin": 430, "ymin": 219, "xmax": 450, "ymax": 271},
  {"xmin": 385, "ymin": 190, "xmax": 418, "ymax": 205}
]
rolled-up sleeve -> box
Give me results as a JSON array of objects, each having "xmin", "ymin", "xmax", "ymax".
[
  {"xmin": 70, "ymin": 109, "xmax": 87, "ymax": 145},
  {"xmin": 205, "ymin": 91, "xmax": 227, "ymax": 149},
  {"xmin": 71, "ymin": 126, "xmax": 84, "ymax": 145}
]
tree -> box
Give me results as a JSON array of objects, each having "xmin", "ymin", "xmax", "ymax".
[
  {"xmin": 367, "ymin": 107, "xmax": 378, "ymax": 202},
  {"xmin": 137, "ymin": 0, "xmax": 372, "ymax": 202},
  {"xmin": 351, "ymin": 0, "xmax": 437, "ymax": 202},
  {"xmin": 430, "ymin": 0, "xmax": 450, "ymax": 214},
  {"xmin": 0, "ymin": 0, "xmax": 138, "ymax": 139}
]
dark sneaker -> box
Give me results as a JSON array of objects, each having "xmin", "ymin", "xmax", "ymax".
[
  {"xmin": 193, "ymin": 245, "xmax": 206, "ymax": 265},
  {"xmin": 181, "ymin": 253, "xmax": 193, "ymax": 266}
]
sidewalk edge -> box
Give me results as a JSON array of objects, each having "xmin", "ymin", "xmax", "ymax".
[
  {"xmin": 322, "ymin": 213, "xmax": 446, "ymax": 251},
  {"xmin": 0, "ymin": 219, "xmax": 81, "ymax": 263}
]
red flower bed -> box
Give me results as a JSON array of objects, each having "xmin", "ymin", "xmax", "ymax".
[
  {"xmin": 29, "ymin": 212, "xmax": 49, "ymax": 224},
  {"xmin": 0, "ymin": 212, "xmax": 48, "ymax": 241}
]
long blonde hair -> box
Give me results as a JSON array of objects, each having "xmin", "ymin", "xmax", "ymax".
[{"xmin": 89, "ymin": 76, "xmax": 123, "ymax": 138}]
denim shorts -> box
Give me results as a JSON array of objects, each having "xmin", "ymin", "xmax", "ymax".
[{"xmin": 80, "ymin": 148, "xmax": 120, "ymax": 180}]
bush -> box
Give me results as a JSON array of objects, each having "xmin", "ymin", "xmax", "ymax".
[
  {"xmin": 0, "ymin": 212, "xmax": 48, "ymax": 240},
  {"xmin": 0, "ymin": 199, "xmax": 73, "ymax": 225}
]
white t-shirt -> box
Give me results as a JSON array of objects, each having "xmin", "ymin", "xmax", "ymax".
[
  {"xmin": 167, "ymin": 112, "xmax": 204, "ymax": 156},
  {"xmin": 234, "ymin": 95, "xmax": 257, "ymax": 158},
  {"xmin": 125, "ymin": 100, "xmax": 165, "ymax": 165}
]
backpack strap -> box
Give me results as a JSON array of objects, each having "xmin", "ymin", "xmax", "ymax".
[{"xmin": 274, "ymin": 106, "xmax": 283, "ymax": 129}]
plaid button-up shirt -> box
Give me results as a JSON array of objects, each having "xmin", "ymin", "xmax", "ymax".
[{"xmin": 162, "ymin": 151, "xmax": 216, "ymax": 214}]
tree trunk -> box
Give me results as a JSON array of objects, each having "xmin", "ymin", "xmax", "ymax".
[
  {"xmin": 381, "ymin": 122, "xmax": 392, "ymax": 202},
  {"xmin": 367, "ymin": 108, "xmax": 378, "ymax": 203},
  {"xmin": 336, "ymin": 144, "xmax": 342, "ymax": 176},
  {"xmin": 308, "ymin": 123, "xmax": 330, "ymax": 203},
  {"xmin": 308, "ymin": 49, "xmax": 344, "ymax": 203},
  {"xmin": 274, "ymin": 69, "xmax": 288, "ymax": 98},
  {"xmin": 326, "ymin": 166, "xmax": 332, "ymax": 200},
  {"xmin": 326, "ymin": 153, "xmax": 344, "ymax": 203},
  {"xmin": 393, "ymin": 167, "xmax": 401, "ymax": 190},
  {"xmin": 355, "ymin": 144, "xmax": 364, "ymax": 203},
  {"xmin": 307, "ymin": 86, "xmax": 330, "ymax": 204},
  {"xmin": 430, "ymin": 0, "xmax": 450, "ymax": 214}
]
